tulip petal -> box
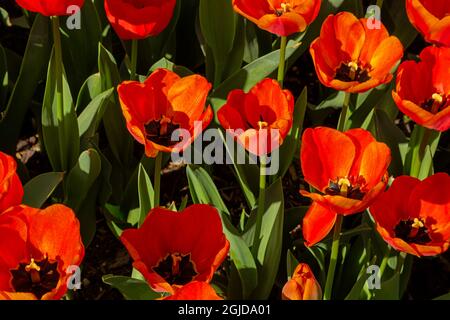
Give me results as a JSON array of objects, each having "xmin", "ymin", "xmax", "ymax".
[{"xmin": 303, "ymin": 202, "xmax": 337, "ymax": 247}]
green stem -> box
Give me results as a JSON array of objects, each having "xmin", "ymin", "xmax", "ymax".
[
  {"xmin": 252, "ymin": 156, "xmax": 267, "ymax": 257},
  {"xmin": 51, "ymin": 16, "xmax": 66, "ymax": 170},
  {"xmin": 337, "ymin": 92, "xmax": 351, "ymax": 132},
  {"xmin": 411, "ymin": 127, "xmax": 433, "ymax": 178},
  {"xmin": 323, "ymin": 214, "xmax": 344, "ymax": 300},
  {"xmin": 130, "ymin": 39, "xmax": 138, "ymax": 81},
  {"xmin": 396, "ymin": 253, "xmax": 405, "ymax": 273},
  {"xmin": 378, "ymin": 246, "xmax": 391, "ymax": 281},
  {"xmin": 153, "ymin": 152, "xmax": 162, "ymax": 208},
  {"xmin": 277, "ymin": 36, "xmax": 288, "ymax": 87}
]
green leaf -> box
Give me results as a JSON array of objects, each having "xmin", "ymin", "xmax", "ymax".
[
  {"xmin": 434, "ymin": 291, "xmax": 450, "ymax": 300},
  {"xmin": 278, "ymin": 87, "xmax": 307, "ymax": 178},
  {"xmin": 286, "ymin": 249, "xmax": 300, "ymax": 279},
  {"xmin": 42, "ymin": 48, "xmax": 80, "ymax": 172},
  {"xmin": 0, "ymin": 44, "xmax": 8, "ymax": 108},
  {"xmin": 0, "ymin": 14, "xmax": 51, "ymax": 153},
  {"xmin": 137, "ymin": 163, "xmax": 154, "ymax": 226},
  {"xmin": 78, "ymin": 88, "xmax": 114, "ymax": 138},
  {"xmin": 75, "ymin": 73, "xmax": 102, "ymax": 113},
  {"xmin": 373, "ymin": 274, "xmax": 400, "ymax": 300},
  {"xmin": 65, "ymin": 149, "xmax": 102, "ymax": 212},
  {"xmin": 22, "ymin": 172, "xmax": 64, "ymax": 208},
  {"xmin": 102, "ymin": 275, "xmax": 161, "ymax": 300}
]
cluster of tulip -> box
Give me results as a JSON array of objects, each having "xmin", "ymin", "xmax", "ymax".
[{"xmin": 0, "ymin": 0, "xmax": 448, "ymax": 300}]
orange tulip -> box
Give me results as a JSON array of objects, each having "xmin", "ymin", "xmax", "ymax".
[
  {"xmin": 300, "ymin": 127, "xmax": 391, "ymax": 246},
  {"xmin": 282, "ymin": 263, "xmax": 322, "ymax": 300},
  {"xmin": 0, "ymin": 151, "xmax": 23, "ymax": 214},
  {"xmin": 0, "ymin": 205, "xmax": 84, "ymax": 300},
  {"xmin": 218, "ymin": 78, "xmax": 294, "ymax": 156},
  {"xmin": 392, "ymin": 46, "xmax": 450, "ymax": 132},
  {"xmin": 406, "ymin": 0, "xmax": 450, "ymax": 47},
  {"xmin": 232, "ymin": 0, "xmax": 321, "ymax": 37},
  {"xmin": 120, "ymin": 205, "xmax": 230, "ymax": 295},
  {"xmin": 118, "ymin": 69, "xmax": 213, "ymax": 158},
  {"xmin": 370, "ymin": 174, "xmax": 450, "ymax": 257},
  {"xmin": 310, "ymin": 12, "xmax": 404, "ymax": 93},
  {"xmin": 163, "ymin": 282, "xmax": 222, "ymax": 300}
]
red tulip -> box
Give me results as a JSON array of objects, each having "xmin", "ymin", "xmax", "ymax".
[
  {"xmin": 0, "ymin": 151, "xmax": 23, "ymax": 214},
  {"xmin": 218, "ymin": 78, "xmax": 294, "ymax": 156},
  {"xmin": 120, "ymin": 205, "xmax": 230, "ymax": 294},
  {"xmin": 118, "ymin": 69, "xmax": 213, "ymax": 158},
  {"xmin": 406, "ymin": 0, "xmax": 450, "ymax": 47},
  {"xmin": 370, "ymin": 174, "xmax": 450, "ymax": 257},
  {"xmin": 232, "ymin": 0, "xmax": 321, "ymax": 37},
  {"xmin": 392, "ymin": 46, "xmax": 450, "ymax": 132},
  {"xmin": 104, "ymin": 0, "xmax": 176, "ymax": 40},
  {"xmin": 0, "ymin": 205, "xmax": 84, "ymax": 300},
  {"xmin": 15, "ymin": 0, "xmax": 84, "ymax": 16},
  {"xmin": 310, "ymin": 12, "xmax": 404, "ymax": 93},
  {"xmin": 300, "ymin": 127, "xmax": 391, "ymax": 246}
]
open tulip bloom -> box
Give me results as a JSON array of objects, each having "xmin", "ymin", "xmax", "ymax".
[
  {"xmin": 406, "ymin": 0, "xmax": 450, "ymax": 47},
  {"xmin": 310, "ymin": 11, "xmax": 404, "ymax": 93},
  {"xmin": 301, "ymin": 127, "xmax": 391, "ymax": 246},
  {"xmin": 370, "ymin": 174, "xmax": 450, "ymax": 257},
  {"xmin": 392, "ymin": 46, "xmax": 450, "ymax": 132},
  {"xmin": 0, "ymin": 205, "xmax": 84, "ymax": 300},
  {"xmin": 15, "ymin": 0, "xmax": 84, "ymax": 16},
  {"xmin": 120, "ymin": 205, "xmax": 230, "ymax": 295}
]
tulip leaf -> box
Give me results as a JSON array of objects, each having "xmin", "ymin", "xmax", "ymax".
[
  {"xmin": 22, "ymin": 172, "xmax": 64, "ymax": 208},
  {"xmin": 42, "ymin": 48, "xmax": 80, "ymax": 173},
  {"xmin": 78, "ymin": 88, "xmax": 114, "ymax": 138},
  {"xmin": 137, "ymin": 163, "xmax": 154, "ymax": 227},
  {"xmin": 102, "ymin": 275, "xmax": 161, "ymax": 300},
  {"xmin": 186, "ymin": 165, "xmax": 258, "ymax": 299},
  {"xmin": 373, "ymin": 273, "xmax": 401, "ymax": 300},
  {"xmin": 286, "ymin": 249, "xmax": 300, "ymax": 279},
  {"xmin": 405, "ymin": 126, "xmax": 440, "ymax": 178},
  {"xmin": 75, "ymin": 73, "xmax": 102, "ymax": 113},
  {"xmin": 434, "ymin": 291, "xmax": 450, "ymax": 300},
  {"xmin": 0, "ymin": 14, "xmax": 51, "ymax": 153},
  {"xmin": 278, "ymin": 87, "xmax": 307, "ymax": 179},
  {"xmin": 0, "ymin": 44, "xmax": 7, "ymax": 108}
]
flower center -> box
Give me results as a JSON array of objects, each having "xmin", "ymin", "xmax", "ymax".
[
  {"xmin": 335, "ymin": 61, "xmax": 371, "ymax": 83},
  {"xmin": 421, "ymin": 93, "xmax": 449, "ymax": 114},
  {"xmin": 394, "ymin": 217, "xmax": 432, "ymax": 245},
  {"xmin": 152, "ymin": 253, "xmax": 198, "ymax": 286},
  {"xmin": 145, "ymin": 116, "xmax": 181, "ymax": 147},
  {"xmin": 10, "ymin": 257, "xmax": 60, "ymax": 299},
  {"xmin": 275, "ymin": 2, "xmax": 291, "ymax": 16},
  {"xmin": 325, "ymin": 176, "xmax": 366, "ymax": 200}
]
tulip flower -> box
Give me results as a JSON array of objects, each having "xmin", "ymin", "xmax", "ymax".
[
  {"xmin": 163, "ymin": 282, "xmax": 222, "ymax": 300},
  {"xmin": 0, "ymin": 205, "xmax": 84, "ymax": 300},
  {"xmin": 406, "ymin": 0, "xmax": 450, "ymax": 47},
  {"xmin": 282, "ymin": 263, "xmax": 322, "ymax": 300},
  {"xmin": 118, "ymin": 68, "xmax": 213, "ymax": 158},
  {"xmin": 218, "ymin": 78, "xmax": 294, "ymax": 156},
  {"xmin": 0, "ymin": 151, "xmax": 23, "ymax": 214},
  {"xmin": 392, "ymin": 46, "xmax": 450, "ymax": 132},
  {"xmin": 310, "ymin": 11, "xmax": 404, "ymax": 93},
  {"xmin": 370, "ymin": 174, "xmax": 450, "ymax": 257},
  {"xmin": 15, "ymin": 0, "xmax": 84, "ymax": 16},
  {"xmin": 300, "ymin": 127, "xmax": 391, "ymax": 246},
  {"xmin": 232, "ymin": 0, "xmax": 321, "ymax": 37},
  {"xmin": 104, "ymin": 0, "xmax": 177, "ymax": 40},
  {"xmin": 120, "ymin": 205, "xmax": 230, "ymax": 294}
]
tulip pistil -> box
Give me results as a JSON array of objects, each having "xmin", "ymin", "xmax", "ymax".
[
  {"xmin": 275, "ymin": 2, "xmax": 291, "ymax": 16},
  {"xmin": 145, "ymin": 117, "xmax": 181, "ymax": 147},
  {"xmin": 153, "ymin": 252, "xmax": 198, "ymax": 286},
  {"xmin": 394, "ymin": 217, "xmax": 431, "ymax": 244},
  {"xmin": 10, "ymin": 257, "xmax": 60, "ymax": 299},
  {"xmin": 335, "ymin": 61, "xmax": 371, "ymax": 83},
  {"xmin": 325, "ymin": 176, "xmax": 365, "ymax": 200}
]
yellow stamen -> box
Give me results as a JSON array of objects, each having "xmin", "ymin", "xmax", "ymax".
[
  {"xmin": 280, "ymin": 3, "xmax": 291, "ymax": 13},
  {"xmin": 412, "ymin": 218, "xmax": 424, "ymax": 229},
  {"xmin": 171, "ymin": 253, "xmax": 182, "ymax": 276},
  {"xmin": 432, "ymin": 93, "xmax": 444, "ymax": 104},
  {"xmin": 25, "ymin": 259, "xmax": 41, "ymax": 284},
  {"xmin": 338, "ymin": 178, "xmax": 351, "ymax": 196},
  {"xmin": 348, "ymin": 62, "xmax": 359, "ymax": 81},
  {"xmin": 258, "ymin": 121, "xmax": 269, "ymax": 130}
]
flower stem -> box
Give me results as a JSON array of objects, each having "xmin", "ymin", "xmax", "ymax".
[
  {"xmin": 323, "ymin": 214, "xmax": 344, "ymax": 300},
  {"xmin": 51, "ymin": 16, "xmax": 66, "ymax": 170},
  {"xmin": 130, "ymin": 39, "xmax": 138, "ymax": 81},
  {"xmin": 277, "ymin": 36, "xmax": 288, "ymax": 88},
  {"xmin": 153, "ymin": 152, "xmax": 162, "ymax": 208},
  {"xmin": 378, "ymin": 246, "xmax": 391, "ymax": 281},
  {"xmin": 252, "ymin": 155, "xmax": 267, "ymax": 257},
  {"xmin": 337, "ymin": 92, "xmax": 351, "ymax": 132}
]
